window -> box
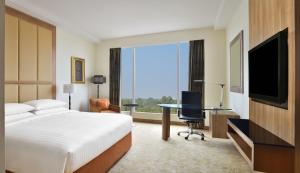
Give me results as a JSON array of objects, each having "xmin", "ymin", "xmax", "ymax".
[
  {"xmin": 121, "ymin": 48, "xmax": 133, "ymax": 110},
  {"xmin": 121, "ymin": 42, "xmax": 189, "ymax": 113}
]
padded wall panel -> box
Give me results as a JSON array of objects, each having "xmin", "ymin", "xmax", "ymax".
[
  {"xmin": 5, "ymin": 84, "xmax": 18, "ymax": 103},
  {"xmin": 38, "ymin": 27, "xmax": 52, "ymax": 82},
  {"xmin": 38, "ymin": 85, "xmax": 53, "ymax": 99},
  {"xmin": 5, "ymin": 14, "xmax": 18, "ymax": 81},
  {"xmin": 19, "ymin": 84, "xmax": 37, "ymax": 102},
  {"xmin": 19, "ymin": 19, "xmax": 37, "ymax": 82}
]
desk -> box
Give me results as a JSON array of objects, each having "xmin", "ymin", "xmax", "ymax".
[
  {"xmin": 209, "ymin": 110, "xmax": 239, "ymax": 138},
  {"xmin": 158, "ymin": 104, "xmax": 231, "ymax": 141}
]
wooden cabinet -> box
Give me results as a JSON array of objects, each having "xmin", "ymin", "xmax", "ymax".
[
  {"xmin": 209, "ymin": 110, "xmax": 239, "ymax": 138},
  {"xmin": 227, "ymin": 119, "xmax": 295, "ymax": 173}
]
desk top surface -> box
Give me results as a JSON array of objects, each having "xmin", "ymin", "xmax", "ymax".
[{"xmin": 158, "ymin": 104, "xmax": 231, "ymax": 111}]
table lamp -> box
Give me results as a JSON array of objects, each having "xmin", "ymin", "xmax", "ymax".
[
  {"xmin": 92, "ymin": 75, "xmax": 106, "ymax": 98},
  {"xmin": 63, "ymin": 84, "xmax": 74, "ymax": 109}
]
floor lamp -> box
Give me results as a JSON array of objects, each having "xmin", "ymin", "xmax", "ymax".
[
  {"xmin": 194, "ymin": 80, "xmax": 225, "ymax": 108},
  {"xmin": 92, "ymin": 75, "xmax": 106, "ymax": 98},
  {"xmin": 63, "ymin": 84, "xmax": 74, "ymax": 110}
]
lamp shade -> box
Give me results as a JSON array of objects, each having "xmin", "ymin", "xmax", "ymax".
[
  {"xmin": 63, "ymin": 84, "xmax": 74, "ymax": 94},
  {"xmin": 92, "ymin": 75, "xmax": 106, "ymax": 84}
]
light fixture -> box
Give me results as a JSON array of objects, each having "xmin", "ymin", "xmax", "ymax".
[
  {"xmin": 92, "ymin": 75, "xmax": 106, "ymax": 98},
  {"xmin": 194, "ymin": 80, "xmax": 225, "ymax": 108},
  {"xmin": 63, "ymin": 84, "xmax": 74, "ymax": 110}
]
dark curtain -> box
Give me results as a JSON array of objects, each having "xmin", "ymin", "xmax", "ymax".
[
  {"xmin": 188, "ymin": 40, "xmax": 205, "ymax": 127},
  {"xmin": 109, "ymin": 48, "xmax": 121, "ymax": 105}
]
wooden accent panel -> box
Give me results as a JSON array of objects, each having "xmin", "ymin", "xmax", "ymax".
[
  {"xmin": 6, "ymin": 7, "xmax": 55, "ymax": 31},
  {"xmin": 5, "ymin": 14, "xmax": 18, "ymax": 81},
  {"xmin": 38, "ymin": 26, "xmax": 52, "ymax": 82},
  {"xmin": 19, "ymin": 84, "xmax": 37, "ymax": 102},
  {"xmin": 4, "ymin": 7, "xmax": 56, "ymax": 102},
  {"xmin": 254, "ymin": 144, "xmax": 295, "ymax": 173},
  {"xmin": 249, "ymin": 0, "xmax": 296, "ymax": 144},
  {"xmin": 19, "ymin": 19, "xmax": 37, "ymax": 81},
  {"xmin": 74, "ymin": 132, "xmax": 132, "ymax": 173},
  {"xmin": 5, "ymin": 84, "xmax": 18, "ymax": 103},
  {"xmin": 38, "ymin": 85, "xmax": 53, "ymax": 99},
  {"xmin": 294, "ymin": 0, "xmax": 300, "ymax": 172}
]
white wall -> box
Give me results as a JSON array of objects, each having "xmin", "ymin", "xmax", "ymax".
[
  {"xmin": 56, "ymin": 28, "xmax": 97, "ymax": 111},
  {"xmin": 226, "ymin": 0, "xmax": 249, "ymax": 119},
  {"xmin": 96, "ymin": 28, "xmax": 227, "ymax": 125}
]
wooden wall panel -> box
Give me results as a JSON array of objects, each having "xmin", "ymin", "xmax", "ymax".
[
  {"xmin": 4, "ymin": 84, "xmax": 18, "ymax": 103},
  {"xmin": 38, "ymin": 85, "xmax": 53, "ymax": 99},
  {"xmin": 19, "ymin": 84, "xmax": 37, "ymax": 102},
  {"xmin": 294, "ymin": 0, "xmax": 300, "ymax": 171},
  {"xmin": 19, "ymin": 19, "xmax": 37, "ymax": 82},
  {"xmin": 38, "ymin": 26, "xmax": 52, "ymax": 82},
  {"xmin": 5, "ymin": 14, "xmax": 18, "ymax": 81},
  {"xmin": 4, "ymin": 7, "xmax": 56, "ymax": 102},
  {"xmin": 249, "ymin": 0, "xmax": 295, "ymax": 144}
]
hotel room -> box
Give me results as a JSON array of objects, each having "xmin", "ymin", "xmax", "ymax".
[{"xmin": 0, "ymin": 0, "xmax": 300, "ymax": 173}]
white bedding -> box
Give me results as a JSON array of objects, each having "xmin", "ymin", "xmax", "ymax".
[
  {"xmin": 5, "ymin": 112, "xmax": 36, "ymax": 124},
  {"xmin": 5, "ymin": 110, "xmax": 132, "ymax": 173}
]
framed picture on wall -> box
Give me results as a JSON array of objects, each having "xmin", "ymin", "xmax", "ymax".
[
  {"xmin": 230, "ymin": 31, "xmax": 244, "ymax": 93},
  {"xmin": 71, "ymin": 57, "xmax": 85, "ymax": 84}
]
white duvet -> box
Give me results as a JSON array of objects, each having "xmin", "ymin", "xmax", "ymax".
[{"xmin": 5, "ymin": 111, "xmax": 132, "ymax": 173}]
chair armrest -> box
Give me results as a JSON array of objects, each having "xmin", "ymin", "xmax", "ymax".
[
  {"xmin": 109, "ymin": 104, "xmax": 121, "ymax": 113},
  {"xmin": 89, "ymin": 99, "xmax": 102, "ymax": 112}
]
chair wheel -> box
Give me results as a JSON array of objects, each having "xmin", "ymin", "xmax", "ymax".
[
  {"xmin": 185, "ymin": 136, "xmax": 188, "ymax": 140},
  {"xmin": 201, "ymin": 134, "xmax": 205, "ymax": 140},
  {"xmin": 177, "ymin": 133, "xmax": 180, "ymax": 136}
]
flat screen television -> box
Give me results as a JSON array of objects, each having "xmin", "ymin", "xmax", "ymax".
[{"xmin": 249, "ymin": 28, "xmax": 288, "ymax": 108}]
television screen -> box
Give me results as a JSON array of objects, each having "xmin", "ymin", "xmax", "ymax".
[{"xmin": 249, "ymin": 28, "xmax": 288, "ymax": 106}]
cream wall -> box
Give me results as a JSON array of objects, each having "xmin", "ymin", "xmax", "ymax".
[
  {"xmin": 226, "ymin": 0, "xmax": 249, "ymax": 119},
  {"xmin": 96, "ymin": 28, "xmax": 227, "ymax": 125},
  {"xmin": 56, "ymin": 28, "xmax": 97, "ymax": 111}
]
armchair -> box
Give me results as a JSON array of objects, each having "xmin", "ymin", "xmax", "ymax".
[{"xmin": 89, "ymin": 98, "xmax": 120, "ymax": 113}]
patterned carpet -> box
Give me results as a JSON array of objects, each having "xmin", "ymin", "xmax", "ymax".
[{"xmin": 109, "ymin": 123, "xmax": 252, "ymax": 173}]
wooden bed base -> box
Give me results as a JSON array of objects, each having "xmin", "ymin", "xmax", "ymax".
[{"xmin": 6, "ymin": 132, "xmax": 132, "ymax": 173}]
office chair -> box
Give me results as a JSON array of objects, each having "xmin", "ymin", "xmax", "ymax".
[{"xmin": 177, "ymin": 91, "xmax": 205, "ymax": 140}]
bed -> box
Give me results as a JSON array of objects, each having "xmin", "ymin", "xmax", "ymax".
[{"xmin": 5, "ymin": 107, "xmax": 132, "ymax": 173}]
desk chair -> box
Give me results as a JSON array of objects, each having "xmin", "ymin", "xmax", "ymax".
[{"xmin": 177, "ymin": 91, "xmax": 205, "ymax": 140}]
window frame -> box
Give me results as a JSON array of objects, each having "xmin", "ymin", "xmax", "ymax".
[{"xmin": 121, "ymin": 42, "xmax": 189, "ymax": 113}]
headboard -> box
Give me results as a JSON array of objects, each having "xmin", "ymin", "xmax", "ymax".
[{"xmin": 5, "ymin": 7, "xmax": 56, "ymax": 103}]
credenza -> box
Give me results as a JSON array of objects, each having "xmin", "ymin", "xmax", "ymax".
[{"xmin": 227, "ymin": 119, "xmax": 295, "ymax": 173}]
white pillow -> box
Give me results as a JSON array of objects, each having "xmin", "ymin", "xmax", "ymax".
[
  {"xmin": 5, "ymin": 103, "xmax": 35, "ymax": 116},
  {"xmin": 32, "ymin": 107, "xmax": 68, "ymax": 115},
  {"xmin": 24, "ymin": 99, "xmax": 66, "ymax": 111}
]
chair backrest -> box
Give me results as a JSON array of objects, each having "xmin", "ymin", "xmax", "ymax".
[{"xmin": 181, "ymin": 91, "xmax": 203, "ymax": 118}]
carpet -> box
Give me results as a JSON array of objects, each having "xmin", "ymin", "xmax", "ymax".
[{"xmin": 109, "ymin": 123, "xmax": 252, "ymax": 173}]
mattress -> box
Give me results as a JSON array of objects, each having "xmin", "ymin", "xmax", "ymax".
[{"xmin": 5, "ymin": 111, "xmax": 132, "ymax": 173}]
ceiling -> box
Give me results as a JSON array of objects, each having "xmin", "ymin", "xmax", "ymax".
[{"xmin": 6, "ymin": 0, "xmax": 241, "ymax": 42}]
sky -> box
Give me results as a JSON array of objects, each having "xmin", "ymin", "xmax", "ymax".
[{"xmin": 121, "ymin": 43, "xmax": 189, "ymax": 99}]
